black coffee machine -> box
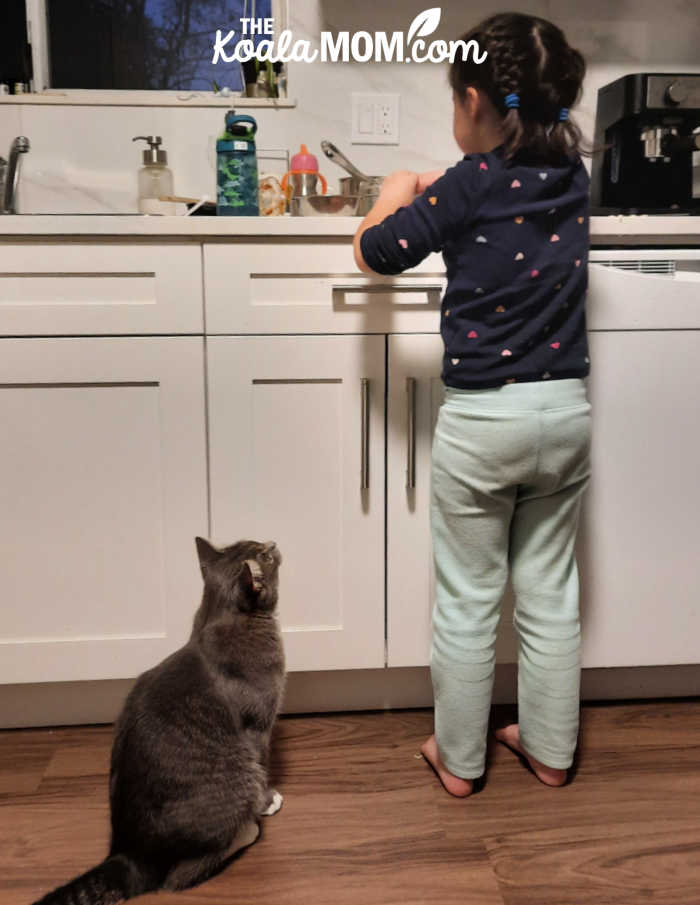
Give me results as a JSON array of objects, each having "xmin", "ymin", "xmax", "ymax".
[{"xmin": 590, "ymin": 73, "xmax": 700, "ymax": 214}]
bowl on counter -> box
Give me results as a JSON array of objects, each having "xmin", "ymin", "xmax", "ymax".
[{"xmin": 291, "ymin": 194, "xmax": 360, "ymax": 216}]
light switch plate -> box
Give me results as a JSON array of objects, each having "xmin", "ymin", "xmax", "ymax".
[{"xmin": 351, "ymin": 93, "xmax": 400, "ymax": 145}]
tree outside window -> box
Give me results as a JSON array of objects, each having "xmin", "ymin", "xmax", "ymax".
[{"xmin": 46, "ymin": 0, "xmax": 276, "ymax": 93}]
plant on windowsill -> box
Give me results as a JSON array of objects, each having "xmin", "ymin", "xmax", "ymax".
[{"xmin": 242, "ymin": 59, "xmax": 284, "ymax": 98}]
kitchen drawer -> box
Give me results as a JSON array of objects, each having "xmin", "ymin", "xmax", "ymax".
[
  {"xmin": 0, "ymin": 243, "xmax": 203, "ymax": 335},
  {"xmin": 204, "ymin": 240, "xmax": 445, "ymax": 333}
]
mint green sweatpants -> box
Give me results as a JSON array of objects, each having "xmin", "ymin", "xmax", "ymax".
[{"xmin": 429, "ymin": 377, "xmax": 592, "ymax": 779}]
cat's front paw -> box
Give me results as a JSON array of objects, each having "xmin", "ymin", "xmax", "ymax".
[{"xmin": 262, "ymin": 789, "xmax": 283, "ymax": 816}]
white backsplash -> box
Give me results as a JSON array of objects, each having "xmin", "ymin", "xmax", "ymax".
[{"xmin": 2, "ymin": 0, "xmax": 699, "ymax": 214}]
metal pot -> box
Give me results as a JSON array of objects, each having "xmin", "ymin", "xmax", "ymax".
[
  {"xmin": 338, "ymin": 176, "xmax": 382, "ymax": 215},
  {"xmin": 338, "ymin": 174, "xmax": 382, "ymax": 193},
  {"xmin": 322, "ymin": 140, "xmax": 383, "ymax": 214}
]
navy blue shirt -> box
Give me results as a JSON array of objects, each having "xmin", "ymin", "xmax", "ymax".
[{"xmin": 360, "ymin": 144, "xmax": 590, "ymax": 388}]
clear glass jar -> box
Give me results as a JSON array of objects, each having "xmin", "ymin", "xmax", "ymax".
[{"xmin": 137, "ymin": 163, "xmax": 175, "ymax": 215}]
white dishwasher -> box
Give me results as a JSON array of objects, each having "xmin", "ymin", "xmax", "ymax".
[{"xmin": 577, "ymin": 248, "xmax": 700, "ymax": 668}]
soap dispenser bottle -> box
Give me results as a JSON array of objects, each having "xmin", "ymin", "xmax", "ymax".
[{"xmin": 132, "ymin": 135, "xmax": 175, "ymax": 214}]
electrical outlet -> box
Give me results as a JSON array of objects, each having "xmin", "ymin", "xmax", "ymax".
[{"xmin": 351, "ymin": 93, "xmax": 400, "ymax": 145}]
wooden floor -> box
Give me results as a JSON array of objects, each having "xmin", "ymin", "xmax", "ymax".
[{"xmin": 1, "ymin": 700, "xmax": 700, "ymax": 905}]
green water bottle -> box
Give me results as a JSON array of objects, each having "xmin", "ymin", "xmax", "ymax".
[{"xmin": 216, "ymin": 112, "xmax": 259, "ymax": 216}]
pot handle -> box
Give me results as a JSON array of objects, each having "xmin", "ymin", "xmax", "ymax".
[{"xmin": 320, "ymin": 139, "xmax": 370, "ymax": 181}]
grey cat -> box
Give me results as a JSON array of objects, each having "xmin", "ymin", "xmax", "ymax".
[{"xmin": 32, "ymin": 537, "xmax": 285, "ymax": 905}]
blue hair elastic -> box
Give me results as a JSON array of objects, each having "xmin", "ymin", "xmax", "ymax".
[
  {"xmin": 504, "ymin": 93, "xmax": 520, "ymax": 108},
  {"xmin": 558, "ymin": 107, "xmax": 569, "ymax": 121}
]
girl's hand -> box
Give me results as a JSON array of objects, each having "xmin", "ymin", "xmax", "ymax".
[
  {"xmin": 378, "ymin": 170, "xmax": 420, "ymax": 207},
  {"xmin": 416, "ymin": 169, "xmax": 446, "ymax": 193}
]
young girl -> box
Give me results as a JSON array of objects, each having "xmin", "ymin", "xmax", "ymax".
[{"xmin": 354, "ymin": 13, "xmax": 592, "ymax": 797}]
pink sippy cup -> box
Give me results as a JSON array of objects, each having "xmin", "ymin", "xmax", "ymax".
[{"xmin": 281, "ymin": 144, "xmax": 328, "ymax": 199}]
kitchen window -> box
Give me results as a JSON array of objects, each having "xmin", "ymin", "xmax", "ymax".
[{"xmin": 5, "ymin": 0, "xmax": 291, "ymax": 105}]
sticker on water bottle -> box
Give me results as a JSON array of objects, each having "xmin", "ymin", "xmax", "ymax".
[{"xmin": 234, "ymin": 141, "xmax": 248, "ymax": 150}]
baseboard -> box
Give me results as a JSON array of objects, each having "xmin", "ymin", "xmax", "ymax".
[{"xmin": 1, "ymin": 664, "xmax": 699, "ymax": 729}]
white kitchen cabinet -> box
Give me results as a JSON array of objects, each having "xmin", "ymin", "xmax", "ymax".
[
  {"xmin": 0, "ymin": 337, "xmax": 208, "ymax": 684},
  {"xmin": 206, "ymin": 334, "xmax": 385, "ymax": 671},
  {"xmin": 0, "ymin": 231, "xmax": 698, "ymax": 714},
  {"xmin": 0, "ymin": 243, "xmax": 203, "ymax": 335},
  {"xmin": 386, "ymin": 334, "xmax": 519, "ymax": 668}
]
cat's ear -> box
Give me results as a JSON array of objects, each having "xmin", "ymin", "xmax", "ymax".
[
  {"xmin": 195, "ymin": 536, "xmax": 220, "ymax": 577},
  {"xmin": 240, "ymin": 559, "xmax": 265, "ymax": 597}
]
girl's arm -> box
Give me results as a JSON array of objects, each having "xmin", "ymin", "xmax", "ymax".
[{"xmin": 353, "ymin": 169, "xmax": 446, "ymax": 274}]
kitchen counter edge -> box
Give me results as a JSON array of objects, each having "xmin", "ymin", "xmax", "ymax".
[{"xmin": 1, "ymin": 215, "xmax": 699, "ymax": 244}]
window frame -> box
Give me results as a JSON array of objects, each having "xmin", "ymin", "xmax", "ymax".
[{"xmin": 16, "ymin": 0, "xmax": 293, "ymax": 107}]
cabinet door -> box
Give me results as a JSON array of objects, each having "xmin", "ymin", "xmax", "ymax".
[
  {"xmin": 0, "ymin": 338, "xmax": 208, "ymax": 684},
  {"xmin": 207, "ymin": 335, "xmax": 385, "ymax": 671},
  {"xmin": 386, "ymin": 334, "xmax": 519, "ymax": 667},
  {"xmin": 579, "ymin": 330, "xmax": 700, "ymax": 667}
]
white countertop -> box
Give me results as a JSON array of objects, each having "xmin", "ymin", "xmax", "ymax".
[{"xmin": 1, "ymin": 214, "xmax": 699, "ymax": 244}]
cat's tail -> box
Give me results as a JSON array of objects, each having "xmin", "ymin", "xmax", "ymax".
[{"xmin": 30, "ymin": 853, "xmax": 156, "ymax": 905}]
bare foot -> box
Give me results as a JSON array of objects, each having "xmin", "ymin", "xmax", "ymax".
[
  {"xmin": 420, "ymin": 735, "xmax": 474, "ymax": 797},
  {"xmin": 494, "ymin": 724, "xmax": 568, "ymax": 787}
]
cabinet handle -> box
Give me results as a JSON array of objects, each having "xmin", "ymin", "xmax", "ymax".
[
  {"xmin": 361, "ymin": 378, "xmax": 370, "ymax": 489},
  {"xmin": 331, "ymin": 280, "xmax": 444, "ymax": 292},
  {"xmin": 406, "ymin": 377, "xmax": 416, "ymax": 489},
  {"xmin": 331, "ymin": 277, "xmax": 444, "ymax": 292}
]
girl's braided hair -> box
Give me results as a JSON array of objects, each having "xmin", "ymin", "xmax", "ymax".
[{"xmin": 449, "ymin": 13, "xmax": 591, "ymax": 163}]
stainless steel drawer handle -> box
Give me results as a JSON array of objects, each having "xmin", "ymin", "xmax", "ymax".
[
  {"xmin": 332, "ymin": 281, "xmax": 444, "ymax": 292},
  {"xmin": 406, "ymin": 377, "xmax": 416, "ymax": 490},
  {"xmin": 361, "ymin": 378, "xmax": 370, "ymax": 490}
]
